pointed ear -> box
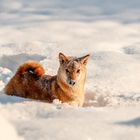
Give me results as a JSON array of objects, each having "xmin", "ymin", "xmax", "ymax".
[
  {"xmin": 78, "ymin": 54, "xmax": 90, "ymax": 65},
  {"xmin": 59, "ymin": 52, "xmax": 68, "ymax": 64}
]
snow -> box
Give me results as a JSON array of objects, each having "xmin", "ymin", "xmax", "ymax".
[
  {"xmin": 0, "ymin": 112, "xmax": 24, "ymax": 140},
  {"xmin": 0, "ymin": 0, "xmax": 140, "ymax": 139}
]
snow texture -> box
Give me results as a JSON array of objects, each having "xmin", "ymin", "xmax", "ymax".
[{"xmin": 0, "ymin": 0, "xmax": 140, "ymax": 140}]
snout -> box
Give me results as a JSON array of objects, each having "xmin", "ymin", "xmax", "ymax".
[{"xmin": 67, "ymin": 79, "xmax": 76, "ymax": 86}]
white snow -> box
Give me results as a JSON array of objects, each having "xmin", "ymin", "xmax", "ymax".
[
  {"xmin": 0, "ymin": 112, "xmax": 24, "ymax": 140},
  {"xmin": 0, "ymin": 0, "xmax": 140, "ymax": 140}
]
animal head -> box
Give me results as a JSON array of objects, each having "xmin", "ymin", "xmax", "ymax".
[{"xmin": 57, "ymin": 52, "xmax": 90, "ymax": 87}]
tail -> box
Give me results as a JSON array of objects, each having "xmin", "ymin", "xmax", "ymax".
[{"xmin": 16, "ymin": 60, "xmax": 45, "ymax": 77}]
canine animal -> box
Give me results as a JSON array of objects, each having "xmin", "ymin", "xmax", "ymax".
[{"xmin": 4, "ymin": 53, "xmax": 90, "ymax": 106}]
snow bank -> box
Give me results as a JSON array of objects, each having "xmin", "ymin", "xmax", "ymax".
[
  {"xmin": 0, "ymin": 113, "xmax": 24, "ymax": 140},
  {"xmin": 0, "ymin": 101, "xmax": 140, "ymax": 140}
]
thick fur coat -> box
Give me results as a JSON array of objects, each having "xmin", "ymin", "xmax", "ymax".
[{"xmin": 4, "ymin": 53, "xmax": 90, "ymax": 106}]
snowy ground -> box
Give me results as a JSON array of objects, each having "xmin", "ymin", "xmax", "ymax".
[{"xmin": 0, "ymin": 0, "xmax": 140, "ymax": 140}]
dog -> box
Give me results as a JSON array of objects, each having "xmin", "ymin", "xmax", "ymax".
[{"xmin": 4, "ymin": 53, "xmax": 90, "ymax": 106}]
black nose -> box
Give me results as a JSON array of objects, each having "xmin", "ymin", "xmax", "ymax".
[{"xmin": 68, "ymin": 80, "xmax": 76, "ymax": 86}]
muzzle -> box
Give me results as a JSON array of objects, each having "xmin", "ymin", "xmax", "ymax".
[{"xmin": 67, "ymin": 79, "xmax": 76, "ymax": 86}]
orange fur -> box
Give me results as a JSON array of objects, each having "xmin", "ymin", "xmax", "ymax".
[
  {"xmin": 16, "ymin": 60, "xmax": 45, "ymax": 76},
  {"xmin": 4, "ymin": 53, "xmax": 90, "ymax": 106}
]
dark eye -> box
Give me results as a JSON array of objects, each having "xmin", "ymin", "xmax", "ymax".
[
  {"xmin": 77, "ymin": 69, "xmax": 80, "ymax": 73},
  {"xmin": 65, "ymin": 69, "xmax": 70, "ymax": 73}
]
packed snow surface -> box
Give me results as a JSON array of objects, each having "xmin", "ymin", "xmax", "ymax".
[{"xmin": 0, "ymin": 0, "xmax": 140, "ymax": 140}]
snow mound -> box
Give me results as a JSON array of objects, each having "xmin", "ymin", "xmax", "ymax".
[
  {"xmin": 0, "ymin": 67, "xmax": 12, "ymax": 90},
  {"xmin": 0, "ymin": 113, "xmax": 24, "ymax": 140}
]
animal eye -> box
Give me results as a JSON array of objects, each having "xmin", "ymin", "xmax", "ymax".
[
  {"xmin": 65, "ymin": 69, "xmax": 70, "ymax": 73},
  {"xmin": 77, "ymin": 69, "xmax": 80, "ymax": 73}
]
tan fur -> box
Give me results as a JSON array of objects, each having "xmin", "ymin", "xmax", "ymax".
[{"xmin": 4, "ymin": 53, "xmax": 90, "ymax": 106}]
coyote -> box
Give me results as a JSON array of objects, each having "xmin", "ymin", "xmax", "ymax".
[{"xmin": 4, "ymin": 53, "xmax": 90, "ymax": 106}]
